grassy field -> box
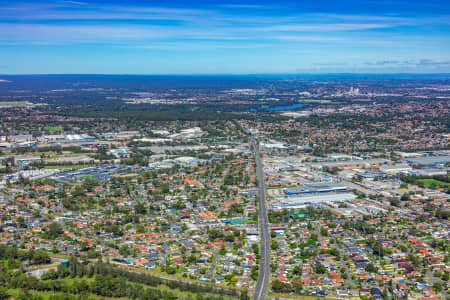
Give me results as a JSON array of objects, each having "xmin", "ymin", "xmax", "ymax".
[
  {"xmin": 7, "ymin": 274, "xmax": 237, "ymax": 300},
  {"xmin": 416, "ymin": 179, "xmax": 450, "ymax": 188},
  {"xmin": 0, "ymin": 101, "xmax": 33, "ymax": 107},
  {"xmin": 268, "ymin": 292, "xmax": 333, "ymax": 299},
  {"xmin": 4, "ymin": 252, "xmax": 239, "ymax": 300},
  {"xmin": 80, "ymin": 174, "xmax": 94, "ymax": 179},
  {"xmin": 7, "ymin": 288, "xmax": 104, "ymax": 300},
  {"xmin": 44, "ymin": 126, "xmax": 63, "ymax": 132},
  {"xmin": 115, "ymin": 263, "xmax": 240, "ymax": 293}
]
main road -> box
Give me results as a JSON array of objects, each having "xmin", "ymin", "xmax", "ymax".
[{"xmin": 251, "ymin": 136, "xmax": 270, "ymax": 300}]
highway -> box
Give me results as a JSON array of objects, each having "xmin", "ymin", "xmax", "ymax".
[{"xmin": 251, "ymin": 136, "xmax": 270, "ymax": 300}]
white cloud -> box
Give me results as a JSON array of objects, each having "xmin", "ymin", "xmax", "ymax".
[
  {"xmin": 307, "ymin": 13, "xmax": 407, "ymax": 22},
  {"xmin": 0, "ymin": 0, "xmax": 448, "ymax": 53},
  {"xmin": 217, "ymin": 4, "xmax": 273, "ymax": 9},
  {"xmin": 274, "ymin": 35, "xmax": 345, "ymax": 42},
  {"xmin": 261, "ymin": 23, "xmax": 397, "ymax": 32},
  {"xmin": 60, "ymin": 1, "xmax": 87, "ymax": 5}
]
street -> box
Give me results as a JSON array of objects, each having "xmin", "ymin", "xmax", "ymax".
[{"xmin": 251, "ymin": 136, "xmax": 271, "ymax": 300}]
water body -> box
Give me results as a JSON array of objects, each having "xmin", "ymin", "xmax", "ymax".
[{"xmin": 247, "ymin": 103, "xmax": 305, "ymax": 112}]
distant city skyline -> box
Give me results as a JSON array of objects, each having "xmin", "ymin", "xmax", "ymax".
[{"xmin": 1, "ymin": 0, "xmax": 450, "ymax": 74}]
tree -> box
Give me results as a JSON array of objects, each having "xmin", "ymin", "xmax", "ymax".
[
  {"xmin": 365, "ymin": 263, "xmax": 378, "ymax": 273},
  {"xmin": 252, "ymin": 243, "xmax": 259, "ymax": 255},
  {"xmin": 251, "ymin": 265, "xmax": 259, "ymax": 281},
  {"xmin": 390, "ymin": 198, "xmax": 400, "ymax": 207},
  {"xmin": 240, "ymin": 290, "xmax": 250, "ymax": 300},
  {"xmin": 315, "ymin": 263, "xmax": 327, "ymax": 274},
  {"xmin": 161, "ymin": 183, "xmax": 170, "ymax": 194},
  {"xmin": 0, "ymin": 287, "xmax": 9, "ymax": 300},
  {"xmin": 225, "ymin": 234, "xmax": 235, "ymax": 242},
  {"xmin": 82, "ymin": 178, "xmax": 99, "ymax": 192},
  {"xmin": 32, "ymin": 250, "xmax": 50, "ymax": 265},
  {"xmin": 72, "ymin": 185, "xmax": 85, "ymax": 198},
  {"xmin": 119, "ymin": 245, "xmax": 131, "ymax": 257},
  {"xmin": 79, "ymin": 241, "xmax": 90, "ymax": 251},
  {"xmin": 134, "ymin": 202, "xmax": 146, "ymax": 215},
  {"xmin": 271, "ymin": 279, "xmax": 291, "ymax": 293},
  {"xmin": 293, "ymin": 281, "xmax": 302, "ymax": 294},
  {"xmin": 17, "ymin": 290, "xmax": 32, "ymax": 300},
  {"xmin": 16, "ymin": 216, "xmax": 27, "ymax": 228},
  {"xmin": 73, "ymin": 278, "xmax": 89, "ymax": 294},
  {"xmin": 432, "ymin": 282, "xmax": 442, "ymax": 292},
  {"xmin": 271, "ymin": 240, "xmax": 278, "ymax": 250},
  {"xmin": 292, "ymin": 264, "xmax": 302, "ymax": 276},
  {"xmin": 46, "ymin": 222, "xmax": 63, "ymax": 239},
  {"xmin": 401, "ymin": 194, "xmax": 410, "ymax": 201}
]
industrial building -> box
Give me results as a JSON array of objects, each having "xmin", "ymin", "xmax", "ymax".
[
  {"xmin": 379, "ymin": 163, "xmax": 412, "ymax": 174},
  {"xmin": 273, "ymin": 193, "xmax": 357, "ymax": 209},
  {"xmin": 65, "ymin": 134, "xmax": 95, "ymax": 142},
  {"xmin": 14, "ymin": 156, "xmax": 41, "ymax": 167},
  {"xmin": 283, "ymin": 183, "xmax": 348, "ymax": 195},
  {"xmin": 410, "ymin": 168, "xmax": 448, "ymax": 176},
  {"xmin": 403, "ymin": 156, "xmax": 450, "ymax": 167},
  {"xmin": 308, "ymin": 159, "xmax": 390, "ymax": 170}
]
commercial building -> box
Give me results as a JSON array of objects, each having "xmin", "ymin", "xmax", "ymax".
[
  {"xmin": 7, "ymin": 135, "xmax": 33, "ymax": 143},
  {"xmin": 99, "ymin": 131, "xmax": 139, "ymax": 141},
  {"xmin": 283, "ymin": 183, "xmax": 347, "ymax": 196},
  {"xmin": 403, "ymin": 156, "xmax": 450, "ymax": 167},
  {"xmin": 14, "ymin": 156, "xmax": 41, "ymax": 167},
  {"xmin": 410, "ymin": 168, "xmax": 448, "ymax": 176},
  {"xmin": 39, "ymin": 135, "xmax": 66, "ymax": 142},
  {"xmin": 308, "ymin": 159, "xmax": 390, "ymax": 170},
  {"xmin": 65, "ymin": 134, "xmax": 95, "ymax": 142},
  {"xmin": 379, "ymin": 163, "xmax": 412, "ymax": 175},
  {"xmin": 169, "ymin": 127, "xmax": 204, "ymax": 140},
  {"xmin": 260, "ymin": 140, "xmax": 288, "ymax": 150},
  {"xmin": 273, "ymin": 193, "xmax": 357, "ymax": 209}
]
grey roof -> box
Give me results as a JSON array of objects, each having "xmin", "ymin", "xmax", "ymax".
[
  {"xmin": 309, "ymin": 159, "xmax": 389, "ymax": 168},
  {"xmin": 404, "ymin": 156, "xmax": 450, "ymax": 165},
  {"xmin": 284, "ymin": 183, "xmax": 347, "ymax": 194},
  {"xmin": 274, "ymin": 193, "xmax": 357, "ymax": 207}
]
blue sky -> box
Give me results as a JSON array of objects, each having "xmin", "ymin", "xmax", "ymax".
[{"xmin": 1, "ymin": 0, "xmax": 449, "ymax": 74}]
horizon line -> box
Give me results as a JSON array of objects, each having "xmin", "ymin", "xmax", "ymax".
[{"xmin": 1, "ymin": 72, "xmax": 450, "ymax": 76}]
